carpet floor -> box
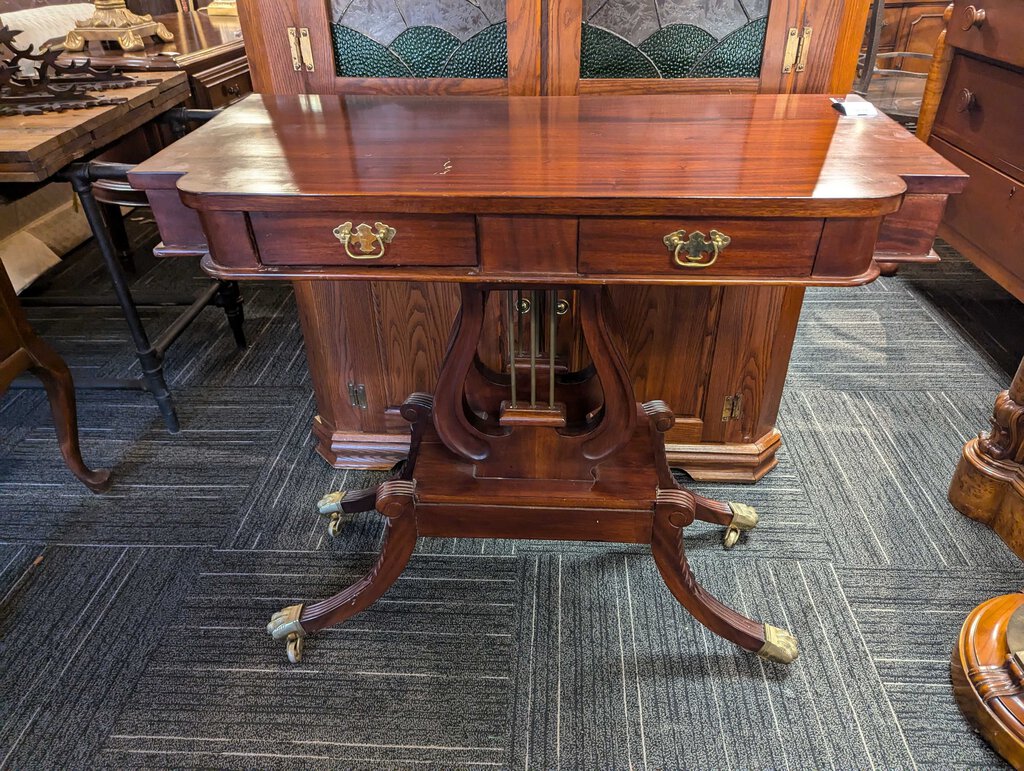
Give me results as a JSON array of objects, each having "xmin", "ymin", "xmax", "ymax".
[{"xmin": 1, "ymin": 217, "xmax": 1023, "ymax": 770}]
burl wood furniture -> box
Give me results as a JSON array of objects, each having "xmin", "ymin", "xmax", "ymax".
[
  {"xmin": 130, "ymin": 91, "xmax": 965, "ymax": 664},
  {"xmin": 61, "ymin": 12, "xmax": 251, "ymax": 109},
  {"xmin": 950, "ymin": 355, "xmax": 1024, "ymax": 557},
  {"xmin": 0, "ymin": 258, "xmax": 110, "ymax": 492},
  {"xmin": 210, "ymin": 0, "xmax": 944, "ymax": 482},
  {"xmin": 948, "ymin": 362, "xmax": 1024, "ymax": 765},
  {"xmin": 953, "ymin": 592, "xmax": 1024, "ymax": 769},
  {"xmin": 916, "ymin": 0, "xmax": 1024, "ymax": 302}
]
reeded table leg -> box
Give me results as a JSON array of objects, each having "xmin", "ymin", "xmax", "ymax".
[{"xmin": 267, "ymin": 479, "xmax": 418, "ymax": 663}]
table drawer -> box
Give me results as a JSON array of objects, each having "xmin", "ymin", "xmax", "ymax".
[
  {"xmin": 250, "ymin": 212, "xmax": 478, "ymax": 267},
  {"xmin": 931, "ymin": 138, "xmax": 1024, "ymax": 284},
  {"xmin": 933, "ymin": 54, "xmax": 1024, "ymax": 179},
  {"xmin": 946, "ymin": 0, "xmax": 1024, "ymax": 69},
  {"xmin": 578, "ymin": 218, "xmax": 823, "ymax": 277}
]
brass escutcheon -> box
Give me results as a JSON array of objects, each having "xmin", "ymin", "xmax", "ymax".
[
  {"xmin": 663, "ymin": 229, "xmax": 731, "ymax": 268},
  {"xmin": 333, "ymin": 221, "xmax": 397, "ymax": 260}
]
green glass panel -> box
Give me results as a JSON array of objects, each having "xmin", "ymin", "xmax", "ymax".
[
  {"xmin": 637, "ymin": 24, "xmax": 717, "ymax": 78},
  {"xmin": 388, "ymin": 26, "xmax": 462, "ymax": 78},
  {"xmin": 440, "ymin": 22, "xmax": 508, "ymax": 78},
  {"xmin": 331, "ymin": 24, "xmax": 411, "ymax": 77},
  {"xmin": 688, "ymin": 17, "xmax": 768, "ymax": 78},
  {"xmin": 580, "ymin": 24, "xmax": 660, "ymax": 79}
]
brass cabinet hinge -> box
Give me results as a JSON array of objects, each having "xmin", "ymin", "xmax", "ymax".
[
  {"xmin": 287, "ymin": 27, "xmax": 315, "ymax": 72},
  {"xmin": 722, "ymin": 394, "xmax": 743, "ymax": 422},
  {"xmin": 348, "ymin": 382, "xmax": 367, "ymax": 409},
  {"xmin": 781, "ymin": 26, "xmax": 813, "ymax": 74}
]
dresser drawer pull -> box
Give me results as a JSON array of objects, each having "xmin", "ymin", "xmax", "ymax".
[
  {"xmin": 959, "ymin": 4, "xmax": 986, "ymax": 29},
  {"xmin": 957, "ymin": 88, "xmax": 977, "ymax": 112},
  {"xmin": 663, "ymin": 229, "xmax": 731, "ymax": 268},
  {"xmin": 332, "ymin": 221, "xmax": 397, "ymax": 260}
]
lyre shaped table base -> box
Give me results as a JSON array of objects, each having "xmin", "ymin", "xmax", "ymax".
[{"xmin": 267, "ymin": 285, "xmax": 798, "ymax": 666}]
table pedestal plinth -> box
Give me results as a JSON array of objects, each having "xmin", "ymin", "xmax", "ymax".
[{"xmin": 266, "ymin": 284, "xmax": 799, "ymax": 667}]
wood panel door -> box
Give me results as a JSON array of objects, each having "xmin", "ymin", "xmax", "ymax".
[
  {"xmin": 550, "ymin": 0, "xmax": 871, "ymax": 96},
  {"xmin": 241, "ymin": 0, "xmax": 542, "ymax": 95},
  {"xmin": 240, "ymin": 0, "xmax": 870, "ymax": 97}
]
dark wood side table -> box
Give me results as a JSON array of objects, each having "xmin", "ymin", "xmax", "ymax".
[
  {"xmin": 0, "ymin": 259, "xmax": 110, "ymax": 492},
  {"xmin": 130, "ymin": 92, "xmax": 966, "ymax": 667},
  {"xmin": 60, "ymin": 12, "xmax": 250, "ymax": 109}
]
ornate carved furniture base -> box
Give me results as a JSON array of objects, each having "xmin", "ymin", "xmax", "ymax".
[
  {"xmin": 311, "ymin": 419, "xmax": 783, "ymax": 482},
  {"xmin": 952, "ymin": 593, "xmax": 1024, "ymax": 769},
  {"xmin": 268, "ymin": 285, "xmax": 799, "ymax": 666},
  {"xmin": 63, "ymin": 0, "xmax": 174, "ymax": 53},
  {"xmin": 949, "ymin": 357, "xmax": 1024, "ymax": 558}
]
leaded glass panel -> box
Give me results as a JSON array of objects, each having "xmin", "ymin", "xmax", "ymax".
[
  {"xmin": 330, "ymin": 0, "xmax": 508, "ymax": 78},
  {"xmin": 581, "ymin": 0, "xmax": 769, "ymax": 79}
]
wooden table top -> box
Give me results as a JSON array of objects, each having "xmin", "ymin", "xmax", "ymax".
[
  {"xmin": 59, "ymin": 13, "xmax": 244, "ymax": 72},
  {"xmin": 0, "ymin": 71, "xmax": 188, "ymax": 184},
  {"xmin": 130, "ymin": 92, "xmax": 967, "ymax": 218}
]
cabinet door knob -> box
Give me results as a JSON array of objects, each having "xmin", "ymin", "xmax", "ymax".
[
  {"xmin": 956, "ymin": 87, "xmax": 977, "ymax": 112},
  {"xmin": 959, "ymin": 4, "xmax": 986, "ymax": 30}
]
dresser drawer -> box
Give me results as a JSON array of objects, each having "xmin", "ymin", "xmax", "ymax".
[
  {"xmin": 192, "ymin": 60, "xmax": 253, "ymax": 110},
  {"xmin": 946, "ymin": 0, "xmax": 1024, "ymax": 69},
  {"xmin": 250, "ymin": 213, "xmax": 478, "ymax": 267},
  {"xmin": 931, "ymin": 138, "xmax": 1024, "ymax": 284},
  {"xmin": 933, "ymin": 54, "xmax": 1024, "ymax": 179},
  {"xmin": 578, "ymin": 218, "xmax": 823, "ymax": 277}
]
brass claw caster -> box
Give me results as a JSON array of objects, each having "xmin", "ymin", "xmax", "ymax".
[
  {"xmin": 723, "ymin": 501, "xmax": 759, "ymax": 549},
  {"xmin": 286, "ymin": 633, "xmax": 303, "ymax": 664},
  {"xmin": 317, "ymin": 491, "xmax": 350, "ymax": 537},
  {"xmin": 758, "ymin": 624, "xmax": 799, "ymax": 664},
  {"xmin": 267, "ymin": 603, "xmax": 306, "ymax": 664}
]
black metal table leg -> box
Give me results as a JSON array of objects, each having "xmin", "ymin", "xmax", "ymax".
[
  {"xmin": 60, "ymin": 162, "xmax": 180, "ymax": 433},
  {"xmin": 213, "ymin": 281, "xmax": 246, "ymax": 349}
]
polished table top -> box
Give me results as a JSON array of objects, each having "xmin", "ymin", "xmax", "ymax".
[{"xmin": 130, "ymin": 92, "xmax": 966, "ymax": 217}]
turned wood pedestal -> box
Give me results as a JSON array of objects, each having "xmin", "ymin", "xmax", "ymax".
[
  {"xmin": 949, "ymin": 356, "xmax": 1024, "ymax": 558},
  {"xmin": 953, "ymin": 593, "xmax": 1024, "ymax": 769}
]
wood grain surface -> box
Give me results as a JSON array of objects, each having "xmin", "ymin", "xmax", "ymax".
[
  {"xmin": 0, "ymin": 71, "xmax": 188, "ymax": 183},
  {"xmin": 130, "ymin": 92, "xmax": 966, "ymax": 215}
]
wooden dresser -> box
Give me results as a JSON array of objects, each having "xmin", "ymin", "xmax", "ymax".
[
  {"xmin": 61, "ymin": 12, "xmax": 251, "ymax": 109},
  {"xmin": 924, "ymin": 0, "xmax": 1024, "ymax": 301}
]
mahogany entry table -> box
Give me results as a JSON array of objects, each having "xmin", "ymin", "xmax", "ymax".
[{"xmin": 130, "ymin": 93, "xmax": 965, "ymax": 666}]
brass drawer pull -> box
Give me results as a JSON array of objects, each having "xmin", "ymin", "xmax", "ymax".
[
  {"xmin": 332, "ymin": 221, "xmax": 397, "ymax": 260},
  {"xmin": 663, "ymin": 229, "xmax": 731, "ymax": 268}
]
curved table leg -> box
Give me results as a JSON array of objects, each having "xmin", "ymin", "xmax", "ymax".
[
  {"xmin": 651, "ymin": 489, "xmax": 797, "ymax": 664},
  {"xmin": 267, "ymin": 479, "xmax": 418, "ymax": 663},
  {"xmin": 27, "ymin": 338, "xmax": 111, "ymax": 493}
]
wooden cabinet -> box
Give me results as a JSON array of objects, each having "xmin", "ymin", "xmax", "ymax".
[
  {"xmin": 61, "ymin": 13, "xmax": 251, "ymax": 108},
  {"xmin": 160, "ymin": 0, "xmax": 934, "ymax": 482},
  {"xmin": 925, "ymin": 0, "xmax": 1024, "ymax": 302}
]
